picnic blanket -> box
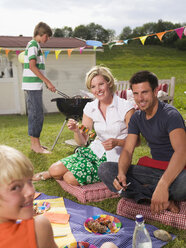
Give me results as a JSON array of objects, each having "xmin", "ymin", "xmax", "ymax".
[{"xmin": 36, "ymin": 193, "xmax": 174, "ymax": 248}]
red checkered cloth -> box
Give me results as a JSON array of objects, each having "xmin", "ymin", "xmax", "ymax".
[
  {"xmin": 56, "ymin": 180, "xmax": 119, "ymax": 203},
  {"xmin": 116, "ymin": 197, "xmax": 186, "ymax": 230}
]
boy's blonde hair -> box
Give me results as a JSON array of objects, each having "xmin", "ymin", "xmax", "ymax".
[
  {"xmin": 85, "ymin": 65, "xmax": 116, "ymax": 93},
  {"xmin": 34, "ymin": 22, "xmax": 53, "ymax": 37},
  {"xmin": 0, "ymin": 145, "xmax": 34, "ymax": 185}
]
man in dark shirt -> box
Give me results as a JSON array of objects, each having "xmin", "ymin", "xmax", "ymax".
[{"xmin": 98, "ymin": 70, "xmax": 186, "ymax": 214}]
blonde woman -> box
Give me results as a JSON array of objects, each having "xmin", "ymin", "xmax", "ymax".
[{"xmin": 33, "ymin": 66, "xmax": 135, "ymax": 186}]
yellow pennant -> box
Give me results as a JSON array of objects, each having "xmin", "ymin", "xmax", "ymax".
[
  {"xmin": 55, "ymin": 50, "xmax": 62, "ymax": 60},
  {"xmin": 139, "ymin": 36, "xmax": 148, "ymax": 45}
]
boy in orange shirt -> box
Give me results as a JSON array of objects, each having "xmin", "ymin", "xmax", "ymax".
[
  {"xmin": 0, "ymin": 145, "xmax": 57, "ymax": 248},
  {"xmin": 0, "ymin": 145, "xmax": 118, "ymax": 248}
]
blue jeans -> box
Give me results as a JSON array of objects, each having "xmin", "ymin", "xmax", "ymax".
[
  {"xmin": 25, "ymin": 90, "xmax": 44, "ymax": 138},
  {"xmin": 98, "ymin": 162, "xmax": 186, "ymax": 203}
]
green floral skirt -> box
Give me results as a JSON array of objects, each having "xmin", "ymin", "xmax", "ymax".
[{"xmin": 60, "ymin": 146, "xmax": 107, "ymax": 185}]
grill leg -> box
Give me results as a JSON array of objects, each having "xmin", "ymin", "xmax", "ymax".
[{"xmin": 51, "ymin": 119, "xmax": 67, "ymax": 151}]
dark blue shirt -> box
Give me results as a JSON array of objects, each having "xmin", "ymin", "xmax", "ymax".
[{"xmin": 128, "ymin": 101, "xmax": 185, "ymax": 161}]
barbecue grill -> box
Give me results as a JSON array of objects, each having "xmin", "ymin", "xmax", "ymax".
[{"xmin": 51, "ymin": 97, "xmax": 93, "ymax": 150}]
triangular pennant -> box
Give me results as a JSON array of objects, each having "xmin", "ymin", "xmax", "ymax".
[
  {"xmin": 5, "ymin": 49, "xmax": 10, "ymax": 57},
  {"xmin": 79, "ymin": 46, "xmax": 85, "ymax": 54},
  {"xmin": 55, "ymin": 50, "xmax": 62, "ymax": 60},
  {"xmin": 44, "ymin": 50, "xmax": 50, "ymax": 59},
  {"xmin": 139, "ymin": 36, "xmax": 148, "ymax": 45},
  {"xmin": 93, "ymin": 46, "xmax": 97, "ymax": 51},
  {"xmin": 67, "ymin": 49, "xmax": 73, "ymax": 57},
  {"xmin": 156, "ymin": 32, "xmax": 166, "ymax": 41},
  {"xmin": 184, "ymin": 27, "xmax": 186, "ymax": 36},
  {"xmin": 108, "ymin": 42, "xmax": 116, "ymax": 49},
  {"xmin": 16, "ymin": 50, "xmax": 21, "ymax": 56},
  {"xmin": 123, "ymin": 40, "xmax": 128, "ymax": 44},
  {"xmin": 175, "ymin": 27, "xmax": 184, "ymax": 39}
]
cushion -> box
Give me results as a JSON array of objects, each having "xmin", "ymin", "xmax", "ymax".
[
  {"xmin": 56, "ymin": 180, "xmax": 119, "ymax": 203},
  {"xmin": 116, "ymin": 89, "xmax": 127, "ymax": 99},
  {"xmin": 157, "ymin": 83, "xmax": 168, "ymax": 93},
  {"xmin": 117, "ymin": 197, "xmax": 186, "ymax": 230},
  {"xmin": 137, "ymin": 156, "xmax": 186, "ymax": 170}
]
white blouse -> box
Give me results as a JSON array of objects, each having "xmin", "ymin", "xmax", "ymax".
[{"xmin": 83, "ymin": 94, "xmax": 134, "ymax": 162}]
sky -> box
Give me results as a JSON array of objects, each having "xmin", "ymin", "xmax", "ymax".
[{"xmin": 0, "ymin": 0, "xmax": 185, "ymax": 37}]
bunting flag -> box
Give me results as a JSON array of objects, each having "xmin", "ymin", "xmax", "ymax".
[
  {"xmin": 156, "ymin": 32, "xmax": 167, "ymax": 41},
  {"xmin": 67, "ymin": 49, "xmax": 73, "ymax": 57},
  {"xmin": 108, "ymin": 42, "xmax": 116, "ymax": 49},
  {"xmin": 86, "ymin": 40, "xmax": 102, "ymax": 47},
  {"xmin": 44, "ymin": 50, "xmax": 50, "ymax": 59},
  {"xmin": 55, "ymin": 50, "xmax": 62, "ymax": 60},
  {"xmin": 5, "ymin": 49, "xmax": 10, "ymax": 57},
  {"xmin": 175, "ymin": 27, "xmax": 184, "ymax": 39},
  {"xmin": 79, "ymin": 46, "xmax": 85, "ymax": 54},
  {"xmin": 0, "ymin": 25, "xmax": 185, "ymax": 63},
  {"xmin": 16, "ymin": 50, "xmax": 21, "ymax": 55},
  {"xmin": 139, "ymin": 36, "xmax": 148, "ymax": 45}
]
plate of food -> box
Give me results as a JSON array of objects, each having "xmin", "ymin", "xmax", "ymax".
[
  {"xmin": 84, "ymin": 214, "xmax": 121, "ymax": 235},
  {"xmin": 33, "ymin": 201, "xmax": 50, "ymax": 215},
  {"xmin": 61, "ymin": 241, "xmax": 97, "ymax": 248}
]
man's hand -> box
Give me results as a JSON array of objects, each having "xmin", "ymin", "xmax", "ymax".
[
  {"xmin": 150, "ymin": 184, "xmax": 169, "ymax": 214},
  {"xmin": 113, "ymin": 174, "xmax": 127, "ymax": 192}
]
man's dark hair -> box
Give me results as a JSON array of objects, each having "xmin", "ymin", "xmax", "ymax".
[{"xmin": 130, "ymin": 70, "xmax": 158, "ymax": 91}]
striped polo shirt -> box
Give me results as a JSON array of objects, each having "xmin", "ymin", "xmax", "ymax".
[{"xmin": 22, "ymin": 39, "xmax": 45, "ymax": 90}]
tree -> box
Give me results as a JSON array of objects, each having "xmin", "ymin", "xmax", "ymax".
[
  {"xmin": 73, "ymin": 23, "xmax": 112, "ymax": 43},
  {"xmin": 86, "ymin": 23, "xmax": 110, "ymax": 43},
  {"xmin": 62, "ymin": 26, "xmax": 73, "ymax": 37},
  {"xmin": 119, "ymin": 26, "xmax": 132, "ymax": 40},
  {"xmin": 105, "ymin": 29, "xmax": 116, "ymax": 42},
  {"xmin": 73, "ymin": 25, "xmax": 90, "ymax": 40},
  {"xmin": 53, "ymin": 26, "xmax": 73, "ymax": 37},
  {"xmin": 53, "ymin": 28, "xmax": 64, "ymax": 37}
]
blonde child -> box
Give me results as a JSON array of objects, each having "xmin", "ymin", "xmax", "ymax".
[
  {"xmin": 0, "ymin": 145, "xmax": 57, "ymax": 248},
  {"xmin": 0, "ymin": 145, "xmax": 118, "ymax": 248}
]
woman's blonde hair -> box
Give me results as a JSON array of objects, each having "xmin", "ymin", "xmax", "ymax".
[
  {"xmin": 0, "ymin": 145, "xmax": 34, "ymax": 185},
  {"xmin": 85, "ymin": 65, "xmax": 116, "ymax": 93}
]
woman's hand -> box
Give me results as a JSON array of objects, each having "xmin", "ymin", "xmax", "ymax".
[
  {"xmin": 67, "ymin": 119, "xmax": 79, "ymax": 132},
  {"xmin": 101, "ymin": 138, "xmax": 118, "ymax": 151}
]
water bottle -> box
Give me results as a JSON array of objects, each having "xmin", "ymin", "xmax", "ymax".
[{"xmin": 132, "ymin": 214, "xmax": 152, "ymax": 248}]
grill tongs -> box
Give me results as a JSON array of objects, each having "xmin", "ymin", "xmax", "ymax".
[{"xmin": 55, "ymin": 89, "xmax": 70, "ymax": 98}]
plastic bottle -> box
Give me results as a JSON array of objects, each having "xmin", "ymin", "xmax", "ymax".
[{"xmin": 132, "ymin": 214, "xmax": 152, "ymax": 248}]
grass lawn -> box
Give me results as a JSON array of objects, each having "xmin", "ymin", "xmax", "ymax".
[{"xmin": 0, "ymin": 45, "xmax": 186, "ymax": 247}]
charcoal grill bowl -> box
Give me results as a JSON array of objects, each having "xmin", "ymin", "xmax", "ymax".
[{"xmin": 51, "ymin": 97, "xmax": 92, "ymax": 119}]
